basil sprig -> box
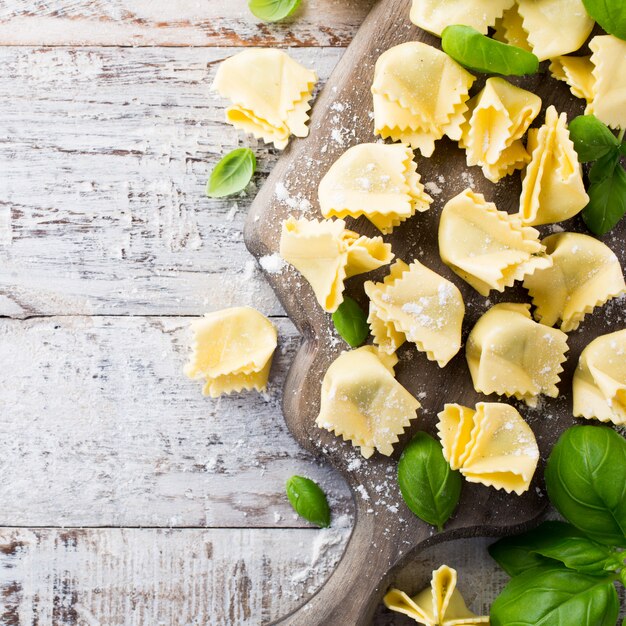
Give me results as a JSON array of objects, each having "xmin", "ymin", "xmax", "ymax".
[
  {"xmin": 441, "ymin": 25, "xmax": 539, "ymax": 76},
  {"xmin": 285, "ymin": 475, "xmax": 330, "ymax": 528},
  {"xmin": 206, "ymin": 148, "xmax": 256, "ymax": 198},
  {"xmin": 249, "ymin": 0, "xmax": 301, "ymax": 22},
  {"xmin": 582, "ymin": 0, "xmax": 626, "ymax": 41},
  {"xmin": 569, "ymin": 115, "xmax": 626, "ymax": 235},
  {"xmin": 332, "ymin": 296, "xmax": 369, "ymax": 348},
  {"xmin": 397, "ymin": 432, "xmax": 462, "ymax": 531}
]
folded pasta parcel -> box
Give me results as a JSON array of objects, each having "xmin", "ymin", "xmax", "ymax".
[
  {"xmin": 184, "ymin": 307, "xmax": 277, "ymax": 398},
  {"xmin": 279, "ymin": 216, "xmax": 393, "ymax": 312},
  {"xmin": 316, "ymin": 346, "xmax": 420, "ymax": 459},
  {"xmin": 213, "ymin": 49, "xmax": 317, "ymax": 149}
]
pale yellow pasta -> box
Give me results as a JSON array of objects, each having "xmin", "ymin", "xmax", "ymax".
[
  {"xmin": 438, "ymin": 402, "xmax": 540, "ymax": 495},
  {"xmin": 460, "ymin": 78, "xmax": 541, "ymax": 182},
  {"xmin": 519, "ymin": 106, "xmax": 588, "ymax": 226},
  {"xmin": 384, "ymin": 565, "xmax": 489, "ymax": 626},
  {"xmin": 588, "ymin": 35, "xmax": 626, "ymax": 129},
  {"xmin": 439, "ymin": 189, "xmax": 551, "ymax": 296},
  {"xmin": 523, "ymin": 233, "xmax": 626, "ymax": 332},
  {"xmin": 213, "ymin": 49, "xmax": 317, "ymax": 149},
  {"xmin": 409, "ymin": 0, "xmax": 514, "ymax": 37},
  {"xmin": 364, "ymin": 259, "xmax": 465, "ymax": 367},
  {"xmin": 318, "ymin": 143, "xmax": 432, "ymax": 234},
  {"xmin": 372, "ymin": 42, "xmax": 475, "ymax": 156},
  {"xmin": 549, "ymin": 56, "xmax": 595, "ymax": 103},
  {"xmin": 494, "ymin": 4, "xmax": 532, "ymax": 51},
  {"xmin": 573, "ymin": 330, "xmax": 626, "ymax": 426},
  {"xmin": 466, "ymin": 303, "xmax": 569, "ymax": 406},
  {"xmin": 316, "ymin": 346, "xmax": 420, "ymax": 459},
  {"xmin": 279, "ymin": 216, "xmax": 393, "ymax": 313},
  {"xmin": 184, "ymin": 307, "xmax": 277, "ymax": 398}
]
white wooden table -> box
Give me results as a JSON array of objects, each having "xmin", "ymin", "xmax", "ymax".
[{"xmin": 0, "ymin": 2, "xmax": 539, "ymax": 623}]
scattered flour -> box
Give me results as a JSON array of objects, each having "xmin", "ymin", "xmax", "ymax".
[{"xmin": 259, "ymin": 253, "xmax": 285, "ymax": 274}]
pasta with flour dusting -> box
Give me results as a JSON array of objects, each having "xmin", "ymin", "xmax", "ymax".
[
  {"xmin": 574, "ymin": 330, "xmax": 626, "ymax": 426},
  {"xmin": 364, "ymin": 259, "xmax": 465, "ymax": 367},
  {"xmin": 439, "ymin": 189, "xmax": 551, "ymax": 296},
  {"xmin": 372, "ymin": 42, "xmax": 475, "ymax": 157},
  {"xmin": 279, "ymin": 216, "xmax": 393, "ymax": 313},
  {"xmin": 466, "ymin": 303, "xmax": 569, "ymax": 407},
  {"xmin": 549, "ymin": 55, "xmax": 594, "ymax": 104},
  {"xmin": 184, "ymin": 307, "xmax": 277, "ymax": 398},
  {"xmin": 316, "ymin": 346, "xmax": 420, "ymax": 459},
  {"xmin": 523, "ymin": 233, "xmax": 626, "ymax": 332},
  {"xmin": 213, "ymin": 49, "xmax": 317, "ymax": 149},
  {"xmin": 318, "ymin": 143, "xmax": 432, "ymax": 234}
]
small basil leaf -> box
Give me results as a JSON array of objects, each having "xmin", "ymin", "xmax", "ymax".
[
  {"xmin": 332, "ymin": 296, "xmax": 369, "ymax": 347},
  {"xmin": 569, "ymin": 115, "xmax": 620, "ymax": 162},
  {"xmin": 285, "ymin": 475, "xmax": 330, "ymax": 528},
  {"xmin": 582, "ymin": 0, "xmax": 626, "ymax": 41},
  {"xmin": 206, "ymin": 148, "xmax": 256, "ymax": 198},
  {"xmin": 545, "ymin": 426, "xmax": 626, "ymax": 547},
  {"xmin": 619, "ymin": 143, "xmax": 626, "ymax": 157},
  {"xmin": 249, "ymin": 0, "xmax": 301, "ymax": 22},
  {"xmin": 442, "ymin": 25, "xmax": 539, "ymax": 76},
  {"xmin": 582, "ymin": 156, "xmax": 626, "ymax": 235},
  {"xmin": 397, "ymin": 432, "xmax": 462, "ymax": 531},
  {"xmin": 491, "ymin": 565, "xmax": 620, "ymax": 626}
]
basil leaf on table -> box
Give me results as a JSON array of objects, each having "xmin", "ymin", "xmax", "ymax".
[
  {"xmin": 569, "ymin": 115, "xmax": 621, "ymax": 163},
  {"xmin": 545, "ymin": 426, "xmax": 626, "ymax": 547},
  {"xmin": 490, "ymin": 564, "xmax": 620, "ymax": 626},
  {"xmin": 397, "ymin": 432, "xmax": 462, "ymax": 531},
  {"xmin": 441, "ymin": 25, "xmax": 539, "ymax": 76},
  {"xmin": 582, "ymin": 0, "xmax": 626, "ymax": 41},
  {"xmin": 249, "ymin": 0, "xmax": 301, "ymax": 22},
  {"xmin": 206, "ymin": 148, "xmax": 256, "ymax": 198},
  {"xmin": 285, "ymin": 475, "xmax": 331, "ymax": 528},
  {"xmin": 582, "ymin": 154, "xmax": 626, "ymax": 236},
  {"xmin": 332, "ymin": 296, "xmax": 369, "ymax": 347}
]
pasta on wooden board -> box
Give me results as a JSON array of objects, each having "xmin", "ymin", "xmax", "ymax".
[
  {"xmin": 493, "ymin": 4, "xmax": 532, "ymax": 51},
  {"xmin": 549, "ymin": 55, "xmax": 594, "ymax": 103}
]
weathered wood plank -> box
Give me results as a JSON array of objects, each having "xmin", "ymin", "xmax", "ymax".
[
  {"xmin": 0, "ymin": 0, "xmax": 373, "ymax": 47},
  {"xmin": 0, "ymin": 315, "xmax": 353, "ymax": 527},
  {"xmin": 0, "ymin": 46, "xmax": 343, "ymax": 318}
]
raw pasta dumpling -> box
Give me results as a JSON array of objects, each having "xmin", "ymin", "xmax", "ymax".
[
  {"xmin": 184, "ymin": 307, "xmax": 277, "ymax": 398},
  {"xmin": 549, "ymin": 55, "xmax": 594, "ymax": 103},
  {"xmin": 372, "ymin": 42, "xmax": 475, "ymax": 156},
  {"xmin": 439, "ymin": 189, "xmax": 551, "ymax": 296},
  {"xmin": 316, "ymin": 346, "xmax": 420, "ymax": 459},
  {"xmin": 213, "ymin": 49, "xmax": 317, "ymax": 149},
  {"xmin": 519, "ymin": 106, "xmax": 588, "ymax": 226},
  {"xmin": 573, "ymin": 330, "xmax": 626, "ymax": 425},
  {"xmin": 364, "ymin": 259, "xmax": 465, "ymax": 367},
  {"xmin": 494, "ymin": 4, "xmax": 533, "ymax": 51},
  {"xmin": 466, "ymin": 303, "xmax": 569, "ymax": 406},
  {"xmin": 523, "ymin": 233, "xmax": 626, "ymax": 332},
  {"xmin": 438, "ymin": 402, "xmax": 540, "ymax": 494},
  {"xmin": 279, "ymin": 216, "xmax": 393, "ymax": 313},
  {"xmin": 318, "ymin": 143, "xmax": 433, "ymax": 234},
  {"xmin": 460, "ymin": 77, "xmax": 541, "ymax": 182},
  {"xmin": 384, "ymin": 565, "xmax": 489, "ymax": 625}
]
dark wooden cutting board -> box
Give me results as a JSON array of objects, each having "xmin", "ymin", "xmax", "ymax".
[{"xmin": 244, "ymin": 1, "xmax": 625, "ymax": 623}]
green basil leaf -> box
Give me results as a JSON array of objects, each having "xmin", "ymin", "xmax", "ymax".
[
  {"xmin": 582, "ymin": 0, "xmax": 626, "ymax": 41},
  {"xmin": 332, "ymin": 296, "xmax": 369, "ymax": 348},
  {"xmin": 441, "ymin": 25, "xmax": 539, "ymax": 76},
  {"xmin": 490, "ymin": 521, "xmax": 619, "ymax": 577},
  {"xmin": 569, "ymin": 115, "xmax": 620, "ymax": 163},
  {"xmin": 619, "ymin": 142, "xmax": 626, "ymax": 157},
  {"xmin": 582, "ymin": 156, "xmax": 626, "ymax": 235},
  {"xmin": 545, "ymin": 426, "xmax": 626, "ymax": 547},
  {"xmin": 285, "ymin": 475, "xmax": 330, "ymax": 528},
  {"xmin": 248, "ymin": 0, "xmax": 301, "ymax": 22},
  {"xmin": 491, "ymin": 564, "xmax": 620, "ymax": 626},
  {"xmin": 397, "ymin": 432, "xmax": 462, "ymax": 531},
  {"xmin": 206, "ymin": 148, "xmax": 256, "ymax": 198}
]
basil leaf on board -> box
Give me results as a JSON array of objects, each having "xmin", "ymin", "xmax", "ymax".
[
  {"xmin": 490, "ymin": 565, "xmax": 620, "ymax": 626},
  {"xmin": 248, "ymin": 0, "xmax": 301, "ymax": 22},
  {"xmin": 582, "ymin": 154, "xmax": 626, "ymax": 235},
  {"xmin": 545, "ymin": 426, "xmax": 626, "ymax": 547},
  {"xmin": 582, "ymin": 0, "xmax": 626, "ymax": 41},
  {"xmin": 332, "ymin": 296, "xmax": 369, "ymax": 348},
  {"xmin": 489, "ymin": 521, "xmax": 621, "ymax": 577},
  {"xmin": 569, "ymin": 115, "xmax": 620, "ymax": 163},
  {"xmin": 285, "ymin": 475, "xmax": 330, "ymax": 528},
  {"xmin": 397, "ymin": 432, "xmax": 462, "ymax": 531},
  {"xmin": 206, "ymin": 148, "xmax": 256, "ymax": 198},
  {"xmin": 441, "ymin": 25, "xmax": 539, "ymax": 76}
]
